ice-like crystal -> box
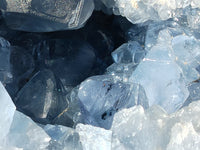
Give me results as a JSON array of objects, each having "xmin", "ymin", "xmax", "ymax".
[
  {"xmin": 78, "ymin": 75, "xmax": 132, "ymax": 129},
  {"xmin": 102, "ymin": 0, "xmax": 200, "ymax": 29},
  {"xmin": 0, "ymin": 82, "xmax": 15, "ymax": 145},
  {"xmin": 0, "ymin": 0, "xmax": 94, "ymax": 32},
  {"xmin": 76, "ymin": 124, "xmax": 112, "ymax": 150},
  {"xmin": 145, "ymin": 21, "xmax": 183, "ymax": 51},
  {"xmin": 111, "ymin": 100, "xmax": 200, "ymax": 150},
  {"xmin": 15, "ymin": 69, "xmax": 69, "ymax": 125},
  {"xmin": 106, "ymin": 63, "xmax": 137, "ymax": 83},
  {"xmin": 130, "ymin": 29, "xmax": 189, "ymax": 113},
  {"xmin": 6, "ymin": 111, "xmax": 50, "ymax": 150},
  {"xmin": 171, "ymin": 35, "xmax": 200, "ymax": 83},
  {"xmin": 166, "ymin": 122, "xmax": 200, "ymax": 150},
  {"xmin": 112, "ymin": 41, "xmax": 145, "ymax": 64},
  {"xmin": 1, "ymin": 1, "xmax": 200, "ymax": 149},
  {"xmin": 44, "ymin": 124, "xmax": 83, "ymax": 150},
  {"xmin": 145, "ymin": 21, "xmax": 200, "ymax": 83},
  {"xmin": 0, "ymin": 37, "xmax": 12, "ymax": 84}
]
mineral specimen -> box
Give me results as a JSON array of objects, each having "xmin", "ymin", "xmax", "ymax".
[
  {"xmin": 112, "ymin": 41, "xmax": 145, "ymax": 64},
  {"xmin": 0, "ymin": 82, "xmax": 15, "ymax": 145},
  {"xmin": 78, "ymin": 75, "xmax": 132, "ymax": 129},
  {"xmin": 0, "ymin": 0, "xmax": 94, "ymax": 32},
  {"xmin": 99, "ymin": 0, "xmax": 200, "ymax": 30},
  {"xmin": 0, "ymin": 0, "xmax": 200, "ymax": 149},
  {"xmin": 76, "ymin": 124, "xmax": 112, "ymax": 150},
  {"xmin": 111, "ymin": 100, "xmax": 200, "ymax": 150},
  {"xmin": 0, "ymin": 37, "xmax": 12, "ymax": 84},
  {"xmin": 15, "ymin": 69, "xmax": 69, "ymax": 125},
  {"xmin": 5, "ymin": 111, "xmax": 51, "ymax": 150},
  {"xmin": 44, "ymin": 124, "xmax": 83, "ymax": 150}
]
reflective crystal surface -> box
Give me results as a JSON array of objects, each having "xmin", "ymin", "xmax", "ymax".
[
  {"xmin": 0, "ymin": 1, "xmax": 200, "ymax": 149},
  {"xmin": 44, "ymin": 124, "xmax": 83, "ymax": 150},
  {"xmin": 15, "ymin": 69, "xmax": 69, "ymax": 125},
  {"xmin": 5, "ymin": 111, "xmax": 51, "ymax": 150},
  {"xmin": 76, "ymin": 124, "xmax": 112, "ymax": 150},
  {"xmin": 0, "ymin": 82, "xmax": 15, "ymax": 145},
  {"xmin": 78, "ymin": 75, "xmax": 132, "ymax": 129},
  {"xmin": 112, "ymin": 41, "xmax": 145, "ymax": 64},
  {"xmin": 0, "ymin": 0, "xmax": 94, "ymax": 32},
  {"xmin": 0, "ymin": 37, "xmax": 12, "ymax": 84},
  {"xmin": 99, "ymin": 0, "xmax": 200, "ymax": 30},
  {"xmin": 111, "ymin": 100, "xmax": 200, "ymax": 150}
]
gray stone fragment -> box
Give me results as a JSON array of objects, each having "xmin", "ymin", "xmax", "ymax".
[
  {"xmin": 15, "ymin": 69, "xmax": 69, "ymax": 125},
  {"xmin": 0, "ymin": 0, "xmax": 94, "ymax": 32},
  {"xmin": 0, "ymin": 37, "xmax": 12, "ymax": 84}
]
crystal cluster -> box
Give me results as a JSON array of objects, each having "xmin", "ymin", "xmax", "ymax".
[
  {"xmin": 0, "ymin": 0, "xmax": 200, "ymax": 150},
  {"xmin": 96, "ymin": 0, "xmax": 200, "ymax": 29}
]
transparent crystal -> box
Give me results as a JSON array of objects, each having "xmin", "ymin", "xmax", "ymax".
[
  {"xmin": 44, "ymin": 124, "xmax": 83, "ymax": 150},
  {"xmin": 78, "ymin": 75, "xmax": 132, "ymax": 129},
  {"xmin": 112, "ymin": 41, "xmax": 145, "ymax": 64},
  {"xmin": 130, "ymin": 29, "xmax": 189, "ymax": 113},
  {"xmin": 6, "ymin": 111, "xmax": 50, "ymax": 150}
]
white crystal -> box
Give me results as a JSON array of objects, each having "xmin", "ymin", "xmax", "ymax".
[
  {"xmin": 0, "ymin": 82, "xmax": 15, "ymax": 145},
  {"xmin": 166, "ymin": 122, "xmax": 200, "ymax": 150},
  {"xmin": 171, "ymin": 35, "xmax": 200, "ymax": 83},
  {"xmin": 6, "ymin": 111, "xmax": 50, "ymax": 150},
  {"xmin": 130, "ymin": 29, "xmax": 189, "ymax": 113},
  {"xmin": 76, "ymin": 124, "xmax": 112, "ymax": 150},
  {"xmin": 44, "ymin": 124, "xmax": 83, "ymax": 150},
  {"xmin": 111, "ymin": 100, "xmax": 200, "ymax": 150},
  {"xmin": 129, "ymin": 21, "xmax": 200, "ymax": 112},
  {"xmin": 100, "ymin": 0, "xmax": 200, "ymax": 30}
]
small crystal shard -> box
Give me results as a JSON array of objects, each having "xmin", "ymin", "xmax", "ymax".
[
  {"xmin": 112, "ymin": 41, "xmax": 145, "ymax": 64},
  {"xmin": 0, "ymin": 37, "xmax": 12, "ymax": 84}
]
